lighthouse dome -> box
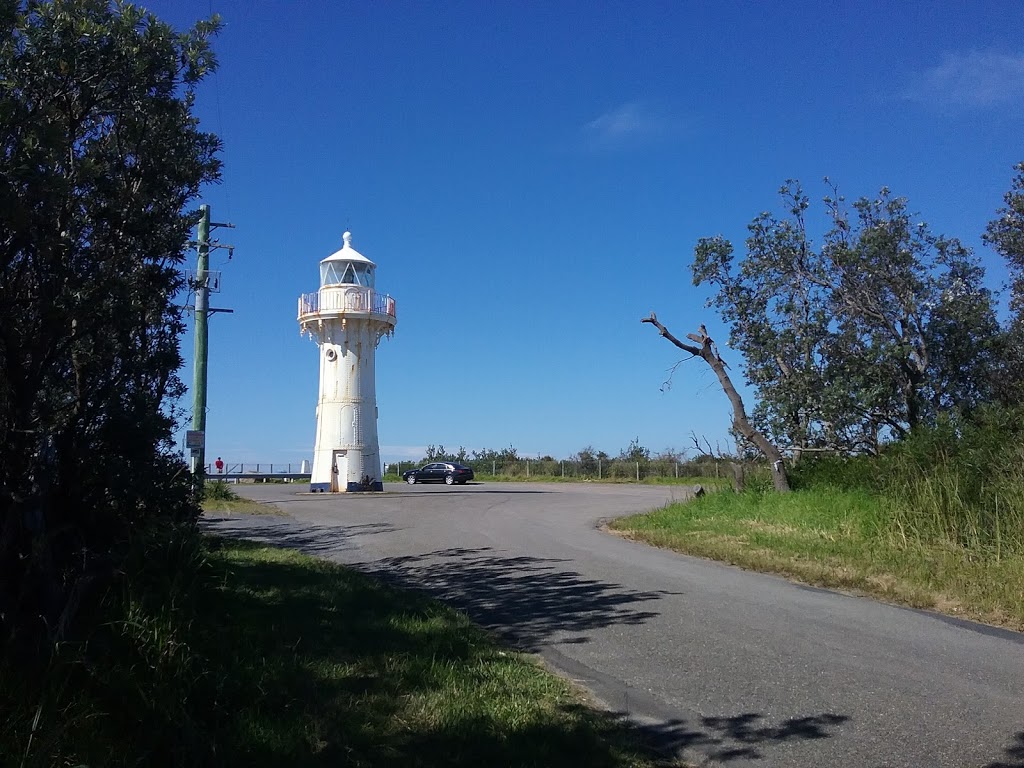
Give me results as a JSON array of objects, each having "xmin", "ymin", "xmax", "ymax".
[{"xmin": 320, "ymin": 231, "xmax": 376, "ymax": 288}]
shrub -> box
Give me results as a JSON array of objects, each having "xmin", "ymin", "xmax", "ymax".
[{"xmin": 203, "ymin": 480, "xmax": 238, "ymax": 502}]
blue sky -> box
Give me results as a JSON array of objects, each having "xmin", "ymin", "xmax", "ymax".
[{"xmin": 148, "ymin": 0, "xmax": 1024, "ymax": 466}]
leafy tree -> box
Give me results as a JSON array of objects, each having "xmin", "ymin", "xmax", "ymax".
[
  {"xmin": 0, "ymin": 1, "xmax": 221, "ymax": 657},
  {"xmin": 984, "ymin": 162, "xmax": 1024, "ymax": 319},
  {"xmin": 821, "ymin": 186, "xmax": 997, "ymax": 438},
  {"xmin": 470, "ymin": 445, "xmax": 519, "ymax": 463},
  {"xmin": 422, "ymin": 444, "xmax": 468, "ymax": 462},
  {"xmin": 618, "ymin": 437, "xmax": 650, "ymax": 462},
  {"xmin": 572, "ymin": 446, "xmax": 599, "ymax": 475},
  {"xmin": 690, "ymin": 181, "xmax": 1000, "ymax": 461},
  {"xmin": 693, "ymin": 182, "xmax": 835, "ymax": 462},
  {"xmin": 983, "ymin": 161, "xmax": 1024, "ymax": 400}
]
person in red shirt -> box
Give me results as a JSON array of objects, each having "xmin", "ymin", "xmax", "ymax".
[{"xmin": 214, "ymin": 456, "xmax": 224, "ymax": 473}]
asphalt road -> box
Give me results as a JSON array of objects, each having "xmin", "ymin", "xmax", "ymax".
[{"xmin": 204, "ymin": 481, "xmax": 1024, "ymax": 767}]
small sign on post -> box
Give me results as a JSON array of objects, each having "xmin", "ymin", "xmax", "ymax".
[{"xmin": 186, "ymin": 430, "xmax": 205, "ymax": 473}]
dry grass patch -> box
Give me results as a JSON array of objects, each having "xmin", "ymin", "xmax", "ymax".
[
  {"xmin": 610, "ymin": 490, "xmax": 1024, "ymax": 632},
  {"xmin": 202, "ymin": 498, "xmax": 283, "ymax": 516}
]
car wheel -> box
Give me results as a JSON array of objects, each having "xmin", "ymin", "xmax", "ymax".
[
  {"xmin": 444, "ymin": 474, "xmax": 455, "ymax": 485},
  {"xmin": 406, "ymin": 475, "xmax": 416, "ymax": 485}
]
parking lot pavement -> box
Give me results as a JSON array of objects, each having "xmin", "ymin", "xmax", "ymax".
[{"xmin": 204, "ymin": 482, "xmax": 1024, "ymax": 768}]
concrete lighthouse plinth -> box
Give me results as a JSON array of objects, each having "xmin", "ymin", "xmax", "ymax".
[{"xmin": 298, "ymin": 232, "xmax": 396, "ymax": 492}]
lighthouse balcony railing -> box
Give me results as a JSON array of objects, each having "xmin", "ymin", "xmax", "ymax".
[{"xmin": 298, "ymin": 288, "xmax": 396, "ymax": 320}]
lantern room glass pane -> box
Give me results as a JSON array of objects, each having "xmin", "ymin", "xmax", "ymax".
[
  {"xmin": 321, "ymin": 260, "xmax": 375, "ymax": 287},
  {"xmin": 320, "ymin": 262, "xmax": 345, "ymax": 286},
  {"xmin": 356, "ymin": 264, "xmax": 375, "ymax": 287}
]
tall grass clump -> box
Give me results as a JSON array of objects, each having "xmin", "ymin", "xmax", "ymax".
[
  {"xmin": 879, "ymin": 408, "xmax": 1024, "ymax": 558},
  {"xmin": 788, "ymin": 454, "xmax": 883, "ymax": 493},
  {"xmin": 203, "ymin": 479, "xmax": 239, "ymax": 502},
  {"xmin": 0, "ymin": 522, "xmax": 213, "ymax": 767}
]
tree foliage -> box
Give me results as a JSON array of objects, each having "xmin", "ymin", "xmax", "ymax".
[
  {"xmin": 984, "ymin": 162, "xmax": 1024, "ymax": 319},
  {"xmin": 693, "ymin": 182, "xmax": 833, "ymax": 460},
  {"xmin": 984, "ymin": 161, "xmax": 1024, "ymax": 400},
  {"xmin": 693, "ymin": 181, "xmax": 1000, "ymax": 456},
  {"xmin": 0, "ymin": 0, "xmax": 221, "ymax": 657}
]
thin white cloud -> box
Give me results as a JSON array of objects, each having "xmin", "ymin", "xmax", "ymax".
[
  {"xmin": 581, "ymin": 101, "xmax": 678, "ymax": 149},
  {"xmin": 904, "ymin": 50, "xmax": 1024, "ymax": 108}
]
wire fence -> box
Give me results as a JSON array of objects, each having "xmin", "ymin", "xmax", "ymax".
[
  {"xmin": 201, "ymin": 459, "xmax": 749, "ymax": 484},
  {"xmin": 384, "ymin": 458, "xmax": 738, "ymax": 482},
  {"xmin": 204, "ymin": 462, "xmax": 309, "ymax": 475}
]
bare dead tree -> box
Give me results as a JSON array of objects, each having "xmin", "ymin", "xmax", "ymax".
[
  {"xmin": 689, "ymin": 431, "xmax": 747, "ymax": 493},
  {"xmin": 643, "ymin": 313, "xmax": 791, "ymax": 493}
]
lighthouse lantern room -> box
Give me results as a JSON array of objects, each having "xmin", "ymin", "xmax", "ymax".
[{"xmin": 298, "ymin": 232, "xmax": 397, "ymax": 491}]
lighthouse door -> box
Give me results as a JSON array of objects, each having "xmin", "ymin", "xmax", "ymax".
[{"xmin": 331, "ymin": 450, "xmax": 348, "ymax": 493}]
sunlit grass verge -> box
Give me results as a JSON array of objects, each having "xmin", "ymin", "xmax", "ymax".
[
  {"xmin": 201, "ymin": 479, "xmax": 283, "ymax": 515},
  {"xmin": 3, "ymin": 535, "xmax": 681, "ymax": 767},
  {"xmin": 610, "ymin": 489, "xmax": 1024, "ymax": 632}
]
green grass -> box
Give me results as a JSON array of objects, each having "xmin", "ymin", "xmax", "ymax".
[
  {"xmin": 610, "ymin": 488, "xmax": 1024, "ymax": 631},
  {"xmin": 201, "ymin": 480, "xmax": 283, "ymax": 515},
  {"xmin": 3, "ymin": 535, "xmax": 681, "ymax": 767}
]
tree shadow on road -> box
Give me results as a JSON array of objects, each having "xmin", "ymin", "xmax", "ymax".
[
  {"xmin": 202, "ymin": 516, "xmax": 396, "ymax": 558},
  {"xmin": 987, "ymin": 732, "xmax": 1024, "ymax": 768},
  {"xmin": 603, "ymin": 710, "xmax": 850, "ymax": 763},
  {"xmin": 357, "ymin": 546, "xmax": 674, "ymax": 652}
]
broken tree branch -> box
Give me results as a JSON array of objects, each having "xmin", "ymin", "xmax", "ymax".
[{"xmin": 643, "ymin": 313, "xmax": 791, "ymax": 492}]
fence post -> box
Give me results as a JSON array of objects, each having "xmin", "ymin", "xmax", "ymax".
[
  {"xmin": 561, "ymin": 461, "xmax": 564, "ymax": 477},
  {"xmin": 526, "ymin": 460, "xmax": 530, "ymax": 478},
  {"xmin": 636, "ymin": 461, "xmax": 640, "ymax": 482},
  {"xmin": 598, "ymin": 459, "xmax": 602, "ymax": 480},
  {"xmin": 492, "ymin": 460, "xmax": 496, "ymax": 476}
]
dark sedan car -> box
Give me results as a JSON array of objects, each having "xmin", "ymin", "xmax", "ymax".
[{"xmin": 402, "ymin": 462, "xmax": 474, "ymax": 485}]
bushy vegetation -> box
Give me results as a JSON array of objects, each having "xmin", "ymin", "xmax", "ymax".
[
  {"xmin": 203, "ymin": 478, "xmax": 239, "ymax": 502},
  {"xmin": 2, "ymin": 534, "xmax": 676, "ymax": 767},
  {"xmin": 0, "ymin": 0, "xmax": 220, "ymax": 672},
  {"xmin": 789, "ymin": 407, "xmax": 1024, "ymax": 557},
  {"xmin": 389, "ymin": 441, "xmax": 729, "ymax": 483},
  {"xmin": 613, "ymin": 407, "xmax": 1024, "ymax": 628}
]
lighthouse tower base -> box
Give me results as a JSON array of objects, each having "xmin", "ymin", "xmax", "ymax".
[{"xmin": 309, "ymin": 443, "xmax": 385, "ymax": 493}]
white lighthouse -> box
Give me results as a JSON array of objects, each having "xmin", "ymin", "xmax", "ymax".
[{"xmin": 298, "ymin": 232, "xmax": 397, "ymax": 492}]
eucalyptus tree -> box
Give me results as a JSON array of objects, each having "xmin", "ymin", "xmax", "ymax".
[
  {"xmin": 677, "ymin": 181, "xmax": 998, "ymax": 468},
  {"xmin": 821, "ymin": 188, "xmax": 998, "ymax": 438},
  {"xmin": 984, "ymin": 162, "xmax": 1024, "ymax": 319},
  {"xmin": 0, "ymin": 0, "xmax": 221, "ymax": 654},
  {"xmin": 983, "ymin": 161, "xmax": 1024, "ymax": 400},
  {"xmin": 692, "ymin": 182, "xmax": 838, "ymax": 462}
]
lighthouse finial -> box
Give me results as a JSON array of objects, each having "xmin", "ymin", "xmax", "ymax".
[{"xmin": 343, "ymin": 231, "xmax": 352, "ymax": 248}]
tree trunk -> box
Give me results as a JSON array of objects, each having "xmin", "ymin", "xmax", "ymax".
[
  {"xmin": 642, "ymin": 314, "xmax": 791, "ymax": 492},
  {"xmin": 731, "ymin": 462, "xmax": 745, "ymax": 493}
]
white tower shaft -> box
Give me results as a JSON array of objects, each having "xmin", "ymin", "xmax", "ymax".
[
  {"xmin": 311, "ymin": 319, "xmax": 383, "ymax": 490},
  {"xmin": 298, "ymin": 232, "xmax": 396, "ymax": 492}
]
